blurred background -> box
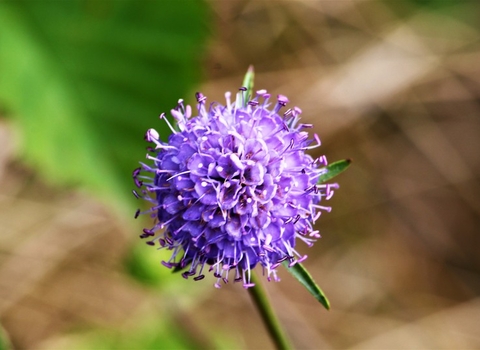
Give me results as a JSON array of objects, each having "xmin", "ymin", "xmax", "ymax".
[{"xmin": 1, "ymin": 1, "xmax": 480, "ymax": 349}]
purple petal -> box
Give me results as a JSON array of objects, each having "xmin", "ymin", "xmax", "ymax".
[
  {"xmin": 253, "ymin": 174, "xmax": 276, "ymax": 203},
  {"xmin": 188, "ymin": 153, "xmax": 215, "ymax": 176},
  {"xmin": 219, "ymin": 180, "xmax": 242, "ymax": 210},
  {"xmin": 242, "ymin": 160, "xmax": 265, "ymax": 186},
  {"xmin": 163, "ymin": 194, "xmax": 184, "ymax": 214},
  {"xmin": 194, "ymin": 180, "xmax": 218, "ymax": 205},
  {"xmin": 244, "ymin": 139, "xmax": 268, "ymax": 162},
  {"xmin": 225, "ymin": 216, "xmax": 242, "ymax": 240},
  {"xmin": 217, "ymin": 154, "xmax": 245, "ymax": 179},
  {"xmin": 177, "ymin": 144, "xmax": 196, "ymax": 163},
  {"xmin": 182, "ymin": 202, "xmax": 205, "ymax": 221}
]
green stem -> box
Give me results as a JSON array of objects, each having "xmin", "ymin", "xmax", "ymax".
[{"xmin": 248, "ymin": 272, "xmax": 292, "ymax": 350}]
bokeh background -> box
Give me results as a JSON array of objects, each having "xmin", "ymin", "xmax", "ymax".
[{"xmin": 1, "ymin": 1, "xmax": 480, "ymax": 349}]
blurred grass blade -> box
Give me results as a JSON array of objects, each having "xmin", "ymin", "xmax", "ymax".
[
  {"xmin": 318, "ymin": 159, "xmax": 352, "ymax": 184},
  {"xmin": 283, "ymin": 261, "xmax": 330, "ymax": 310},
  {"xmin": 0, "ymin": 1, "xmax": 209, "ymax": 215}
]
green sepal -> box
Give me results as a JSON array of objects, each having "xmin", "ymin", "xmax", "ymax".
[
  {"xmin": 317, "ymin": 159, "xmax": 352, "ymax": 184},
  {"xmin": 236, "ymin": 65, "xmax": 255, "ymax": 109},
  {"xmin": 283, "ymin": 261, "xmax": 330, "ymax": 310},
  {"xmin": 242, "ymin": 65, "xmax": 255, "ymax": 102}
]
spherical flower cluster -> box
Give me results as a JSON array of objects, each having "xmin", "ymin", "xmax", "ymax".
[{"xmin": 133, "ymin": 88, "xmax": 338, "ymax": 288}]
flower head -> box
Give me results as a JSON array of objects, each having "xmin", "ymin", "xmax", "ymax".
[{"xmin": 133, "ymin": 88, "xmax": 338, "ymax": 288}]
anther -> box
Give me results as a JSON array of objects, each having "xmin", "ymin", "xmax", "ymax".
[
  {"xmin": 293, "ymin": 215, "xmax": 301, "ymax": 224},
  {"xmin": 195, "ymin": 92, "xmax": 207, "ymax": 104},
  {"xmin": 161, "ymin": 261, "xmax": 173, "ymax": 268},
  {"xmin": 143, "ymin": 228, "xmax": 155, "ymax": 236},
  {"xmin": 132, "ymin": 167, "xmax": 141, "ymax": 178},
  {"xmin": 277, "ymin": 94, "xmax": 289, "ymax": 106},
  {"xmin": 144, "ymin": 128, "xmax": 159, "ymax": 142}
]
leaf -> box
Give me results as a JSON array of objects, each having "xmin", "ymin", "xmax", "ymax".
[
  {"xmin": 317, "ymin": 159, "xmax": 352, "ymax": 184},
  {"xmin": 283, "ymin": 261, "xmax": 330, "ymax": 310},
  {"xmin": 0, "ymin": 1, "xmax": 210, "ymax": 215}
]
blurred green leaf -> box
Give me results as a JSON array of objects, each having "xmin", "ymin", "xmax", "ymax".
[
  {"xmin": 54, "ymin": 317, "xmax": 202, "ymax": 350},
  {"xmin": 124, "ymin": 241, "xmax": 203, "ymax": 296},
  {"xmin": 46, "ymin": 308, "xmax": 235, "ymax": 350},
  {"xmin": 283, "ymin": 261, "xmax": 330, "ymax": 310},
  {"xmin": 317, "ymin": 159, "xmax": 352, "ymax": 184},
  {"xmin": 0, "ymin": 1, "xmax": 209, "ymax": 214},
  {"xmin": 403, "ymin": 0, "xmax": 456, "ymax": 9},
  {"xmin": 0, "ymin": 324, "xmax": 11, "ymax": 350},
  {"xmin": 124, "ymin": 240, "xmax": 168, "ymax": 287}
]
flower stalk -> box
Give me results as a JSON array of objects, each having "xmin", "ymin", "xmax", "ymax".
[{"xmin": 248, "ymin": 271, "xmax": 292, "ymax": 350}]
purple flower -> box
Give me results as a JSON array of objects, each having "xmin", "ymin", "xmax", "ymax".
[{"xmin": 133, "ymin": 88, "xmax": 338, "ymax": 288}]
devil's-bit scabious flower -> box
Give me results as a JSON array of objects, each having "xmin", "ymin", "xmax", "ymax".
[{"xmin": 132, "ymin": 88, "xmax": 338, "ymax": 288}]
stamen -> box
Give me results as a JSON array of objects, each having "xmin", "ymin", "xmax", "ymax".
[
  {"xmin": 303, "ymin": 134, "xmax": 321, "ymax": 150},
  {"xmin": 159, "ymin": 113, "xmax": 177, "ymax": 135},
  {"xmin": 166, "ymin": 170, "xmax": 191, "ymax": 181}
]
